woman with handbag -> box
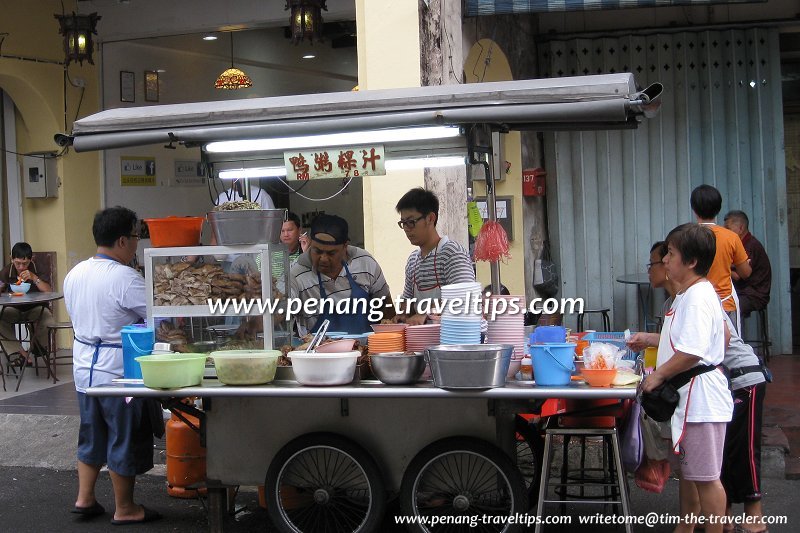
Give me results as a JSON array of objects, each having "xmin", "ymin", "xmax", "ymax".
[
  {"xmin": 632, "ymin": 224, "xmax": 733, "ymax": 533},
  {"xmin": 630, "ymin": 238, "xmax": 769, "ymax": 533}
]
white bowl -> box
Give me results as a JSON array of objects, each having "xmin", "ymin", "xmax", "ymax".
[
  {"xmin": 10, "ymin": 282, "xmax": 31, "ymax": 294},
  {"xmin": 287, "ymin": 350, "xmax": 360, "ymax": 386}
]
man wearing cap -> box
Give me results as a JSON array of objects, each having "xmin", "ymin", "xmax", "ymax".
[{"xmin": 290, "ymin": 214, "xmax": 394, "ymax": 335}]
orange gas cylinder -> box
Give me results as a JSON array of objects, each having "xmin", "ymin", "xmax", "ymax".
[{"xmin": 166, "ymin": 412, "xmax": 207, "ymax": 498}]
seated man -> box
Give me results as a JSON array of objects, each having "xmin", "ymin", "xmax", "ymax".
[
  {"xmin": 0, "ymin": 242, "xmax": 55, "ymax": 365},
  {"xmin": 724, "ymin": 210, "xmax": 772, "ymax": 317},
  {"xmin": 290, "ymin": 215, "xmax": 394, "ymax": 336},
  {"xmin": 271, "ymin": 212, "xmax": 308, "ymax": 289}
]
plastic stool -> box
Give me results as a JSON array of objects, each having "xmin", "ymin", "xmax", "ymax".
[
  {"xmin": 47, "ymin": 322, "xmax": 74, "ymax": 383},
  {"xmin": 535, "ymin": 428, "xmax": 631, "ymax": 533},
  {"xmin": 577, "ymin": 308, "xmax": 611, "ymax": 332}
]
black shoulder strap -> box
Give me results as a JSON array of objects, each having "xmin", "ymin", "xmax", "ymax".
[{"xmin": 670, "ymin": 364, "xmax": 717, "ymax": 389}]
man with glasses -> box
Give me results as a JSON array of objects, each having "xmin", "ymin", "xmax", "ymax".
[
  {"xmin": 394, "ymin": 188, "xmax": 475, "ymax": 325},
  {"xmin": 0, "ymin": 242, "xmax": 55, "ymax": 366}
]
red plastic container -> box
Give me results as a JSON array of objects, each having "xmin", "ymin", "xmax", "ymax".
[{"xmin": 144, "ymin": 217, "xmax": 204, "ymax": 247}]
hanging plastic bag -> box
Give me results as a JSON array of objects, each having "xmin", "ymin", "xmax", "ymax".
[
  {"xmin": 533, "ymin": 240, "xmax": 559, "ymax": 297},
  {"xmin": 641, "ymin": 413, "xmax": 671, "ymax": 461},
  {"xmin": 635, "ymin": 457, "xmax": 671, "ymax": 493},
  {"xmin": 473, "ymin": 220, "xmax": 511, "ymax": 262},
  {"xmin": 620, "ymin": 398, "xmax": 644, "ymax": 471},
  {"xmin": 467, "ymin": 202, "xmax": 483, "ymax": 238}
]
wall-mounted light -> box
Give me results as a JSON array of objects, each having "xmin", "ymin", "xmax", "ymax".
[
  {"xmin": 285, "ymin": 0, "xmax": 327, "ymax": 45},
  {"xmin": 54, "ymin": 12, "xmax": 101, "ymax": 66}
]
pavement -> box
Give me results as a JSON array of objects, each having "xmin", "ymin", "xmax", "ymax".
[{"xmin": 0, "ymin": 352, "xmax": 797, "ymax": 531}]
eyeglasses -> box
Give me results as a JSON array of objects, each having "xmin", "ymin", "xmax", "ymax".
[
  {"xmin": 127, "ymin": 234, "xmax": 141, "ymax": 240},
  {"xmin": 646, "ymin": 261, "xmax": 662, "ymax": 271},
  {"xmin": 397, "ymin": 215, "xmax": 425, "ymax": 229}
]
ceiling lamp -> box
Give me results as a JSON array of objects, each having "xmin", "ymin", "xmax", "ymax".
[
  {"xmin": 215, "ymin": 32, "xmax": 252, "ymax": 90},
  {"xmin": 285, "ymin": 0, "xmax": 327, "ymax": 44},
  {"xmin": 54, "ymin": 12, "xmax": 101, "ymax": 66}
]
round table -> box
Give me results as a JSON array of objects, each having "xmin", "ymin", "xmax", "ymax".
[{"xmin": 614, "ymin": 274, "xmax": 657, "ymax": 332}]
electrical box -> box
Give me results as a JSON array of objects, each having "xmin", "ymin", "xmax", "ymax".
[
  {"xmin": 22, "ymin": 153, "xmax": 59, "ymax": 198},
  {"xmin": 522, "ymin": 168, "xmax": 546, "ymax": 197}
]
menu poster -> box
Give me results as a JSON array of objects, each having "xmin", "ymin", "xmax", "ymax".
[
  {"xmin": 172, "ymin": 160, "xmax": 206, "ymax": 187},
  {"xmin": 121, "ymin": 156, "xmax": 156, "ymax": 186}
]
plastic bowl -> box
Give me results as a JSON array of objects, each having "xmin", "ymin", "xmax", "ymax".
[
  {"xmin": 135, "ymin": 353, "xmax": 206, "ymax": 389},
  {"xmin": 314, "ymin": 339, "xmax": 357, "ymax": 353},
  {"xmin": 581, "ymin": 368, "xmax": 618, "ymax": 387},
  {"xmin": 370, "ymin": 324, "xmax": 408, "ymax": 333},
  {"xmin": 211, "ymin": 349, "xmax": 280, "ymax": 385},
  {"xmin": 143, "ymin": 217, "xmax": 204, "ymax": 247},
  {"xmin": 369, "ymin": 352, "xmax": 425, "ymax": 385},
  {"xmin": 287, "ymin": 350, "xmax": 359, "ymax": 386},
  {"xmin": 10, "ymin": 283, "xmax": 31, "ymax": 294}
]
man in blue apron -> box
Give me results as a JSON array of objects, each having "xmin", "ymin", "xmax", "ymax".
[
  {"xmin": 63, "ymin": 207, "xmax": 163, "ymax": 525},
  {"xmin": 290, "ymin": 214, "xmax": 394, "ymax": 336},
  {"xmin": 393, "ymin": 188, "xmax": 475, "ymax": 325}
]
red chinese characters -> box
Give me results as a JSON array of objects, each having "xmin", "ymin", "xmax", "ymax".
[{"xmin": 289, "ymin": 154, "xmax": 310, "ymax": 180}]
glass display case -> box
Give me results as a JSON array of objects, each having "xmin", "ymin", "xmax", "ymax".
[{"xmin": 143, "ymin": 244, "xmax": 290, "ymax": 352}]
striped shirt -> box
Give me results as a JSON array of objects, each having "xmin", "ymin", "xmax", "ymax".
[
  {"xmin": 402, "ymin": 236, "xmax": 475, "ymax": 299},
  {"xmin": 290, "ymin": 246, "xmax": 392, "ymax": 335}
]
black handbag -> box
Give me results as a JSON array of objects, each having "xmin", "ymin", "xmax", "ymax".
[{"xmin": 640, "ymin": 364, "xmax": 717, "ymax": 422}]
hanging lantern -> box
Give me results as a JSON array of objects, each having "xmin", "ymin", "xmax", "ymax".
[
  {"xmin": 54, "ymin": 12, "xmax": 101, "ymax": 66},
  {"xmin": 214, "ymin": 32, "xmax": 253, "ymax": 90},
  {"xmin": 285, "ymin": 0, "xmax": 327, "ymax": 44}
]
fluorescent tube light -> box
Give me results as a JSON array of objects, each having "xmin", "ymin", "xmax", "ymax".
[
  {"xmin": 217, "ymin": 167, "xmax": 287, "ymax": 179},
  {"xmin": 385, "ymin": 156, "xmax": 466, "ymax": 171},
  {"xmin": 205, "ymin": 126, "xmax": 461, "ymax": 154}
]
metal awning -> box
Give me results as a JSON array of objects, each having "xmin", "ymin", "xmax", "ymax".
[
  {"xmin": 464, "ymin": 0, "xmax": 764, "ymax": 16},
  {"xmin": 61, "ymin": 73, "xmax": 661, "ymax": 153}
]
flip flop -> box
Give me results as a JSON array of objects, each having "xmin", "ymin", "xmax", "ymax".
[
  {"xmin": 71, "ymin": 501, "xmax": 105, "ymax": 518},
  {"xmin": 110, "ymin": 506, "xmax": 162, "ymax": 526}
]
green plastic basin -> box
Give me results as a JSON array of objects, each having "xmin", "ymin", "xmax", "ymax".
[{"xmin": 135, "ymin": 353, "xmax": 206, "ymax": 389}]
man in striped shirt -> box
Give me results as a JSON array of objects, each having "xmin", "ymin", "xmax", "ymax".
[
  {"xmin": 395, "ymin": 188, "xmax": 475, "ymax": 325},
  {"xmin": 290, "ymin": 214, "xmax": 394, "ymax": 335}
]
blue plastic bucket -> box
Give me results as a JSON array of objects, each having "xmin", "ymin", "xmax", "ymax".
[
  {"xmin": 530, "ymin": 343, "xmax": 576, "ymax": 386},
  {"xmin": 530, "ymin": 325, "xmax": 566, "ymax": 344},
  {"xmin": 121, "ymin": 325, "xmax": 154, "ymax": 379}
]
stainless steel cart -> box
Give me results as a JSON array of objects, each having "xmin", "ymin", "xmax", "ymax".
[{"xmin": 88, "ymin": 379, "xmax": 636, "ymax": 533}]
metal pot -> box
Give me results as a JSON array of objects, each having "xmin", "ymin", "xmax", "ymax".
[
  {"xmin": 425, "ymin": 344, "xmax": 513, "ymax": 389},
  {"xmin": 207, "ymin": 208, "xmax": 286, "ymax": 245}
]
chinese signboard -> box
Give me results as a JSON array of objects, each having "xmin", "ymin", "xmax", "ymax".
[
  {"xmin": 121, "ymin": 156, "xmax": 156, "ymax": 186},
  {"xmin": 172, "ymin": 160, "xmax": 206, "ymax": 187},
  {"xmin": 283, "ymin": 145, "xmax": 386, "ymax": 181}
]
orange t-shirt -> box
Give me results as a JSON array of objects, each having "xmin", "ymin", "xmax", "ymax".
[{"xmin": 705, "ymin": 224, "xmax": 749, "ymax": 311}]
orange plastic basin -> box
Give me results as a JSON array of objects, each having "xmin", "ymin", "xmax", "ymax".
[{"xmin": 144, "ymin": 217, "xmax": 204, "ymax": 247}]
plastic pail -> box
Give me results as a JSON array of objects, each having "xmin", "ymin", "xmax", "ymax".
[
  {"xmin": 530, "ymin": 343, "xmax": 576, "ymax": 386},
  {"xmin": 121, "ymin": 325, "xmax": 155, "ymax": 379},
  {"xmin": 530, "ymin": 325, "xmax": 566, "ymax": 344}
]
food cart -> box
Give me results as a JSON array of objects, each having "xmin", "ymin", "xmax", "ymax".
[{"xmin": 67, "ymin": 73, "xmax": 660, "ymax": 532}]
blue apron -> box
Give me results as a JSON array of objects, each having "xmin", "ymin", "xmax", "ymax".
[
  {"xmin": 74, "ymin": 336, "xmax": 123, "ymax": 387},
  {"xmin": 313, "ymin": 262, "xmax": 372, "ymax": 335}
]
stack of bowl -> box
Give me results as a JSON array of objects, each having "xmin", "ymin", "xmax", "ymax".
[{"xmin": 368, "ymin": 332, "xmax": 405, "ymax": 354}]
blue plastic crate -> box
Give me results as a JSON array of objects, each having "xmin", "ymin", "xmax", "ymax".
[{"xmin": 582, "ymin": 331, "xmax": 639, "ymax": 360}]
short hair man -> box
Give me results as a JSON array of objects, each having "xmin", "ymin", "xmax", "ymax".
[
  {"xmin": 0, "ymin": 242, "xmax": 55, "ymax": 366},
  {"xmin": 690, "ymin": 185, "xmax": 751, "ymax": 327},
  {"xmin": 289, "ymin": 214, "xmax": 394, "ymax": 335},
  {"xmin": 64, "ymin": 207, "xmax": 162, "ymax": 525},
  {"xmin": 395, "ymin": 187, "xmax": 475, "ymax": 325},
  {"xmin": 724, "ymin": 210, "xmax": 771, "ymax": 317}
]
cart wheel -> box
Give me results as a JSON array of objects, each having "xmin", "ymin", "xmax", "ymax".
[
  {"xmin": 400, "ymin": 436, "xmax": 527, "ymax": 533},
  {"xmin": 265, "ymin": 432, "xmax": 386, "ymax": 533},
  {"xmin": 515, "ymin": 414, "xmax": 544, "ymax": 508}
]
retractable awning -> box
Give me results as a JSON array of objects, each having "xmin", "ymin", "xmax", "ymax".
[{"xmin": 61, "ymin": 73, "xmax": 661, "ymax": 153}]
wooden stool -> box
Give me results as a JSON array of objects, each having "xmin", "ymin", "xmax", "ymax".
[
  {"xmin": 47, "ymin": 322, "xmax": 74, "ymax": 383},
  {"xmin": 535, "ymin": 427, "xmax": 631, "ymax": 533},
  {"xmin": 577, "ymin": 308, "xmax": 611, "ymax": 332}
]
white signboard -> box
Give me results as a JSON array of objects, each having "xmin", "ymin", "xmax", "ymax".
[{"xmin": 283, "ymin": 145, "xmax": 386, "ymax": 181}]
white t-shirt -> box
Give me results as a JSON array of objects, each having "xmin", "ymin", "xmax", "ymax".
[
  {"xmin": 216, "ymin": 185, "xmax": 275, "ymax": 210},
  {"xmin": 657, "ymin": 280, "xmax": 733, "ymax": 448},
  {"xmin": 64, "ymin": 257, "xmax": 147, "ymax": 392}
]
